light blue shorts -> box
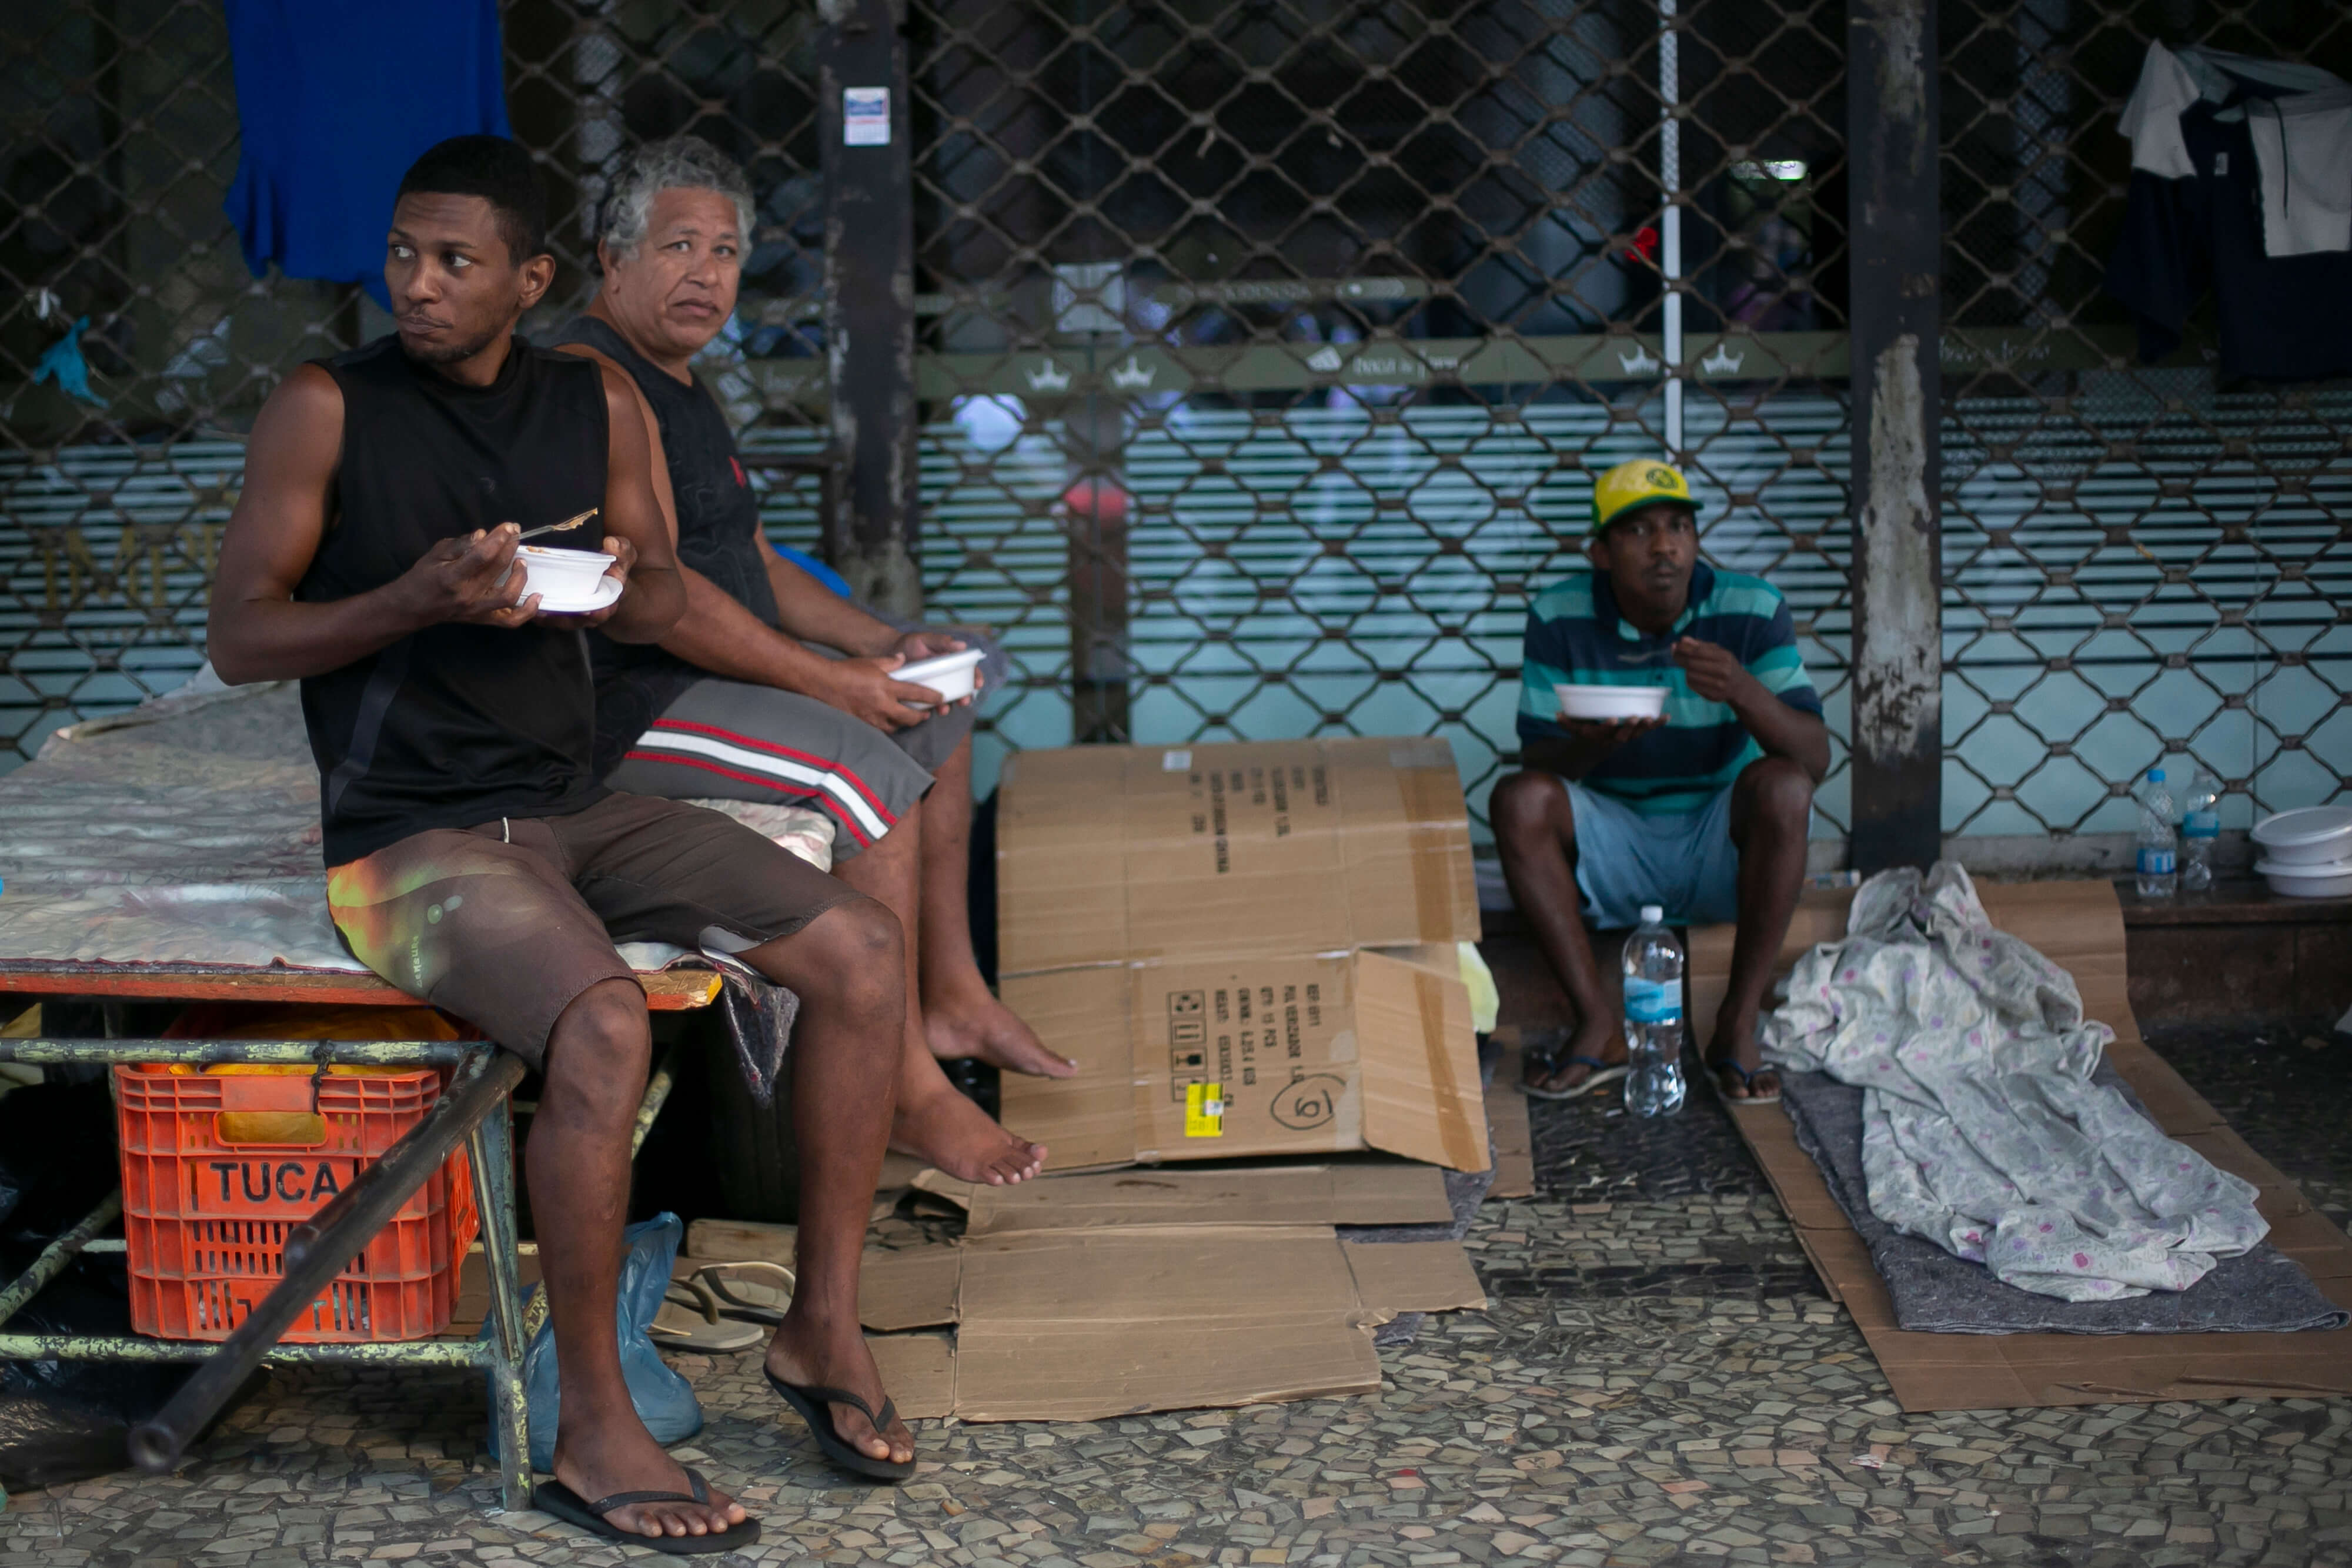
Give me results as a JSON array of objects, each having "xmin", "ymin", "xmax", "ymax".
[{"xmin": 1566, "ymin": 780, "xmax": 1742, "ymax": 930}]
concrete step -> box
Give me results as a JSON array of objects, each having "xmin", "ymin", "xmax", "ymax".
[{"xmin": 2117, "ymin": 875, "xmax": 2352, "ymax": 1028}]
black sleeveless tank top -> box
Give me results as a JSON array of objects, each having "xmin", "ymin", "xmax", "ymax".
[
  {"xmin": 547, "ymin": 315, "xmax": 781, "ymax": 778},
  {"xmin": 298, "ymin": 335, "xmax": 610, "ymax": 865}
]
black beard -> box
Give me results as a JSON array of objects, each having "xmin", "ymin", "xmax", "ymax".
[{"xmin": 400, "ymin": 319, "xmax": 509, "ymax": 366}]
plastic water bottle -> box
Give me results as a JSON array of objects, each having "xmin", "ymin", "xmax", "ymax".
[
  {"xmin": 2136, "ymin": 768, "xmax": 2178, "ymax": 899},
  {"xmin": 1622, "ymin": 905, "xmax": 1687, "ymax": 1118},
  {"xmin": 2179, "ymin": 767, "xmax": 2220, "ymax": 892}
]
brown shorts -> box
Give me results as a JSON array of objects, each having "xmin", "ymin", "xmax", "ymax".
[{"xmin": 325, "ymin": 792, "xmax": 856, "ymax": 1064}]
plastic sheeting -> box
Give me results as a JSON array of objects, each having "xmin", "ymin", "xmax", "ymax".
[{"xmin": 0, "ymin": 677, "xmax": 831, "ymax": 975}]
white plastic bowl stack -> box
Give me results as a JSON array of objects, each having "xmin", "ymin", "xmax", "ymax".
[
  {"xmin": 1554, "ymin": 683, "xmax": 1669, "ymax": 722},
  {"xmin": 2249, "ymin": 805, "xmax": 2352, "ymax": 898}
]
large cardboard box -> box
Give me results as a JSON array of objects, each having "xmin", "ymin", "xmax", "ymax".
[{"xmin": 995, "ymin": 739, "xmax": 1489, "ymax": 1171}]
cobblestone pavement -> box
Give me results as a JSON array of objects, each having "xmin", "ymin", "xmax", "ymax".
[{"xmin": 6, "ymin": 1032, "xmax": 2348, "ymax": 1567}]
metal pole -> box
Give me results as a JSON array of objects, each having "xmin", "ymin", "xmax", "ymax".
[
  {"xmin": 0, "ymin": 1335, "xmax": 492, "ymax": 1365},
  {"xmin": 0, "ymin": 1191, "xmax": 120, "ymax": 1331},
  {"xmin": 1846, "ymin": 0, "xmax": 1943, "ymax": 872},
  {"xmin": 126, "ymin": 1049, "xmax": 527, "ymax": 1472},
  {"xmin": 631, "ymin": 1042, "xmax": 681, "ymax": 1158},
  {"xmin": 0, "ymin": 1039, "xmax": 476, "ymax": 1068},
  {"xmin": 818, "ymin": 0, "xmax": 923, "ymax": 615},
  {"xmin": 1659, "ymin": 0, "xmax": 1683, "ymax": 457},
  {"xmin": 468, "ymin": 1101, "xmax": 532, "ymax": 1509}
]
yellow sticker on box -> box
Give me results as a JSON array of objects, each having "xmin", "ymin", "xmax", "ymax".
[{"xmin": 1184, "ymin": 1081, "xmax": 1224, "ymax": 1137}]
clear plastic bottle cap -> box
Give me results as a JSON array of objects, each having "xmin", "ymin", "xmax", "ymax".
[
  {"xmin": 1639, "ymin": 904, "xmax": 1664, "ymax": 924},
  {"xmin": 2148, "ymin": 768, "xmax": 2165, "ymax": 782}
]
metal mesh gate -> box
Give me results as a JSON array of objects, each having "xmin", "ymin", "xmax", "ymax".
[
  {"xmin": 0, "ymin": 0, "xmax": 834, "ymax": 757},
  {"xmin": 2, "ymin": 0, "xmax": 2346, "ymax": 857},
  {"xmin": 1935, "ymin": 1, "xmax": 2352, "ymax": 857}
]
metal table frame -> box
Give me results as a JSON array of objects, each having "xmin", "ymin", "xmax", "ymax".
[{"xmin": 0, "ymin": 1034, "xmax": 685, "ymax": 1511}]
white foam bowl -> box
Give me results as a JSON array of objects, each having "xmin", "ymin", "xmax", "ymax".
[
  {"xmin": 2250, "ymin": 804, "xmax": 2352, "ymax": 867},
  {"xmin": 1555, "ymin": 682, "xmax": 1668, "ymax": 722},
  {"xmin": 897, "ymin": 647, "xmax": 986, "ymax": 704},
  {"xmin": 514, "ymin": 545, "xmax": 616, "ymax": 610},
  {"xmin": 2254, "ymin": 856, "xmax": 2352, "ymax": 899}
]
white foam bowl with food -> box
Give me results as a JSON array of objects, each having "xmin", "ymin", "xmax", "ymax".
[
  {"xmin": 1555, "ymin": 683, "xmax": 1668, "ymax": 722},
  {"xmin": 514, "ymin": 545, "xmax": 618, "ymax": 612},
  {"xmin": 2249, "ymin": 804, "xmax": 2352, "ymax": 867},
  {"xmin": 897, "ymin": 647, "xmax": 987, "ymax": 704}
]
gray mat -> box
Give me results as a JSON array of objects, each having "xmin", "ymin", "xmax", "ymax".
[{"xmin": 1779, "ymin": 1065, "xmax": 2348, "ymax": 1335}]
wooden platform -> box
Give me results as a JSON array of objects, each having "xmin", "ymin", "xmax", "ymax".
[{"xmin": 1691, "ymin": 879, "xmax": 2352, "ymax": 1412}]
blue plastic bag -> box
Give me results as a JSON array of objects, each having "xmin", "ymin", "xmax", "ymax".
[{"xmin": 485, "ymin": 1211, "xmax": 703, "ymax": 1472}]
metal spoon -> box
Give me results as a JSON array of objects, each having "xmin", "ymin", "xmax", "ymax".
[{"xmin": 515, "ymin": 507, "xmax": 599, "ymax": 542}]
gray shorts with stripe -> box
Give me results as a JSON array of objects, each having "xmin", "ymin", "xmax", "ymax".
[{"xmin": 604, "ymin": 628, "xmax": 1008, "ymax": 857}]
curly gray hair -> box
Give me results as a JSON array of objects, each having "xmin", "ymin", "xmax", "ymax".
[{"xmin": 598, "ymin": 136, "xmax": 756, "ymax": 260}]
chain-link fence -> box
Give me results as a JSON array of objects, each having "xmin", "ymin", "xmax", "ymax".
[
  {"xmin": 3, "ymin": 0, "xmax": 2346, "ymax": 860},
  {"xmin": 1936, "ymin": 0, "xmax": 2352, "ymax": 858}
]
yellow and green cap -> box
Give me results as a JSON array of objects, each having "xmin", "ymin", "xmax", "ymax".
[{"xmin": 1589, "ymin": 458, "xmax": 1700, "ymax": 534}]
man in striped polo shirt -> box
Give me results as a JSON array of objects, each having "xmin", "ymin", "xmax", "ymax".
[{"xmin": 1494, "ymin": 459, "xmax": 1827, "ymax": 1104}]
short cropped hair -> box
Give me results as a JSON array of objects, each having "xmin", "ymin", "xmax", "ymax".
[
  {"xmin": 396, "ymin": 135, "xmax": 549, "ymax": 264},
  {"xmin": 598, "ymin": 136, "xmax": 756, "ymax": 260}
]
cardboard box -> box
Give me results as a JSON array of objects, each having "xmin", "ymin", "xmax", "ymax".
[
  {"xmin": 996, "ymin": 739, "xmax": 1489, "ymax": 1171},
  {"xmin": 852, "ymin": 1165, "xmax": 1488, "ymax": 1422}
]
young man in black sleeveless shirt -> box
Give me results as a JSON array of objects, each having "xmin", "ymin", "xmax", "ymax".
[
  {"xmin": 550, "ymin": 137, "xmax": 1069, "ymax": 1189},
  {"xmin": 209, "ymin": 138, "xmax": 915, "ymax": 1547}
]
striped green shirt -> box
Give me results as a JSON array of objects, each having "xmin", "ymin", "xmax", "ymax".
[{"xmin": 1517, "ymin": 561, "xmax": 1821, "ymax": 815}]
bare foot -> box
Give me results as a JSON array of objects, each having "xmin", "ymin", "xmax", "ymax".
[
  {"xmin": 1522, "ymin": 1018, "xmax": 1629, "ymax": 1098},
  {"xmin": 892, "ymin": 1075, "xmax": 1046, "ymax": 1185},
  {"xmin": 764, "ymin": 1312, "xmax": 916, "ymax": 1469},
  {"xmin": 1706, "ymin": 1007, "xmax": 1782, "ymax": 1101},
  {"xmin": 924, "ymin": 985, "xmax": 1076, "ymax": 1078},
  {"xmin": 550, "ymin": 1425, "xmax": 747, "ymax": 1540}
]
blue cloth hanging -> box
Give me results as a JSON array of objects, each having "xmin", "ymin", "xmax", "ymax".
[
  {"xmin": 223, "ymin": 0, "xmax": 512, "ymax": 309},
  {"xmin": 33, "ymin": 316, "xmax": 103, "ymax": 406}
]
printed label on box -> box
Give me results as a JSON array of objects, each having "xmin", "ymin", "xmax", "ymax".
[{"xmin": 1184, "ymin": 1081, "xmax": 1224, "ymax": 1137}]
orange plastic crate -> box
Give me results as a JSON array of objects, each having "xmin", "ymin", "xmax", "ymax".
[{"xmin": 114, "ymin": 1066, "xmax": 479, "ymax": 1342}]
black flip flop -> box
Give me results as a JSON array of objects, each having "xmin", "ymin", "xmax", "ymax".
[
  {"xmin": 1522, "ymin": 1054, "xmax": 1631, "ymax": 1102},
  {"xmin": 763, "ymin": 1367, "xmax": 917, "ymax": 1482},
  {"xmin": 532, "ymin": 1467, "xmax": 760, "ymax": 1556}
]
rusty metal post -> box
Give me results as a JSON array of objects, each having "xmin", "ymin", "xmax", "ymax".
[
  {"xmin": 1845, "ymin": 0, "xmax": 1942, "ymax": 872},
  {"xmin": 818, "ymin": 0, "xmax": 922, "ymax": 616}
]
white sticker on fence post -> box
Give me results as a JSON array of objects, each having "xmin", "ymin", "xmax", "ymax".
[{"xmin": 843, "ymin": 87, "xmax": 890, "ymax": 146}]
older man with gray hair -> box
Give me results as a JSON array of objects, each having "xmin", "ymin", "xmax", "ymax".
[{"xmin": 552, "ymin": 137, "xmax": 1061, "ymax": 1190}]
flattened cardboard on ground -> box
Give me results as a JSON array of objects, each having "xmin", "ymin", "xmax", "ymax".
[
  {"xmin": 1698, "ymin": 877, "xmax": 2352, "ymax": 1411},
  {"xmin": 1000, "ymin": 949, "xmax": 1489, "ymax": 1170},
  {"xmin": 995, "ymin": 738, "xmax": 1480, "ymax": 976},
  {"xmin": 1485, "ymin": 1038, "xmax": 1538, "ymax": 1201},
  {"xmin": 908, "ymin": 1161, "xmax": 1456, "ymax": 1233},
  {"xmin": 853, "ymin": 1163, "xmax": 1488, "ymax": 1422}
]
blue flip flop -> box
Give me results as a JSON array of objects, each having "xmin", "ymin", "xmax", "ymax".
[{"xmin": 1709, "ymin": 1057, "xmax": 1782, "ymax": 1105}]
